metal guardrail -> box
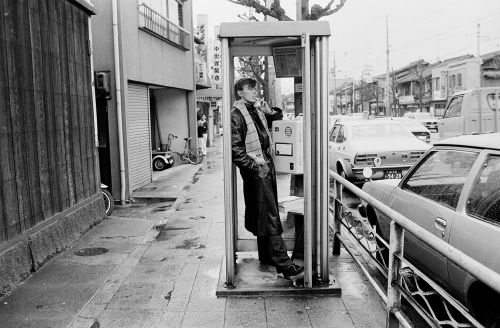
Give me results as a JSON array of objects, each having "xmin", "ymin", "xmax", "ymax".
[
  {"xmin": 138, "ymin": 4, "xmax": 191, "ymax": 50},
  {"xmin": 329, "ymin": 170, "xmax": 500, "ymax": 328}
]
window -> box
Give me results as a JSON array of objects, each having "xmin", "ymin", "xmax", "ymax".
[
  {"xmin": 196, "ymin": 63, "xmax": 204, "ymax": 80},
  {"xmin": 425, "ymin": 80, "xmax": 431, "ymax": 93},
  {"xmin": 168, "ymin": 0, "xmax": 181, "ymax": 26},
  {"xmin": 434, "ymin": 103, "xmax": 446, "ymax": 117},
  {"xmin": 141, "ymin": 0, "xmax": 183, "ymax": 26},
  {"xmin": 143, "ymin": 0, "xmax": 167, "ymax": 17},
  {"xmin": 486, "ymin": 93, "xmax": 500, "ymax": 110},
  {"xmin": 449, "ymin": 75, "xmax": 455, "ymax": 89},
  {"xmin": 177, "ymin": 1, "xmax": 184, "ymax": 27},
  {"xmin": 329, "ymin": 125, "xmax": 340, "ymax": 142},
  {"xmin": 402, "ymin": 150, "xmax": 478, "ymax": 209},
  {"xmin": 335, "ymin": 126, "xmax": 345, "ymax": 143},
  {"xmin": 444, "ymin": 95, "xmax": 463, "ymax": 118},
  {"xmin": 435, "ymin": 77, "xmax": 440, "ymax": 91},
  {"xmin": 139, "ymin": 0, "xmax": 189, "ymax": 50},
  {"xmin": 466, "ymin": 155, "xmax": 500, "ymax": 224},
  {"xmin": 457, "ymin": 73, "xmax": 462, "ymax": 87}
]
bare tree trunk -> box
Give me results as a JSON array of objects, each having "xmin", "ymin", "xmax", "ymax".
[
  {"xmin": 301, "ymin": 0, "xmax": 309, "ymax": 19},
  {"xmin": 419, "ymin": 84, "xmax": 423, "ymax": 111},
  {"xmin": 263, "ymin": 57, "xmax": 269, "ymax": 101}
]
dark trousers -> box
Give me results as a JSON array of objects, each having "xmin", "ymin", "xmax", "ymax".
[{"xmin": 257, "ymin": 235, "xmax": 293, "ymax": 269}]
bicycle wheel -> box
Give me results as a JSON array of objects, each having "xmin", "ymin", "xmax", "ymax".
[
  {"xmin": 102, "ymin": 189, "xmax": 114, "ymax": 216},
  {"xmin": 186, "ymin": 150, "xmax": 203, "ymax": 164}
]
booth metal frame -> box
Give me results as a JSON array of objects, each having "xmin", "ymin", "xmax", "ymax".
[{"xmin": 220, "ymin": 21, "xmax": 332, "ymax": 294}]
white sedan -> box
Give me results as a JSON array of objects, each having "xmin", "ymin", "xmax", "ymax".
[
  {"xmin": 390, "ymin": 117, "xmax": 432, "ymax": 143},
  {"xmin": 328, "ymin": 119, "xmax": 431, "ymax": 182},
  {"xmin": 404, "ymin": 112, "xmax": 440, "ymax": 132}
]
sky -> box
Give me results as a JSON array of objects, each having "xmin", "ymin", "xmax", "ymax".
[{"xmin": 193, "ymin": 0, "xmax": 500, "ymax": 87}]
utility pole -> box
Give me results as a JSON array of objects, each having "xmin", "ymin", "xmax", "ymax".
[
  {"xmin": 345, "ymin": 86, "xmax": 348, "ymax": 114},
  {"xmin": 477, "ymin": 23, "xmax": 480, "ymax": 59},
  {"xmin": 352, "ymin": 80, "xmax": 356, "ymax": 113},
  {"xmin": 477, "ymin": 23, "xmax": 482, "ymax": 87},
  {"xmin": 333, "ymin": 49, "xmax": 337, "ymax": 114},
  {"xmin": 385, "ymin": 15, "xmax": 391, "ymax": 117}
]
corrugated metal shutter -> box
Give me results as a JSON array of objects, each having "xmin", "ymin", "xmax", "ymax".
[{"xmin": 127, "ymin": 83, "xmax": 152, "ymax": 191}]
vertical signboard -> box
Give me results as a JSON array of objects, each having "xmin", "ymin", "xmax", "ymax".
[
  {"xmin": 440, "ymin": 70, "xmax": 448, "ymax": 99},
  {"xmin": 211, "ymin": 26, "xmax": 222, "ymax": 87}
]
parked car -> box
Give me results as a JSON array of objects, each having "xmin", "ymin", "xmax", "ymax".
[
  {"xmin": 329, "ymin": 114, "xmax": 366, "ymax": 128},
  {"xmin": 360, "ymin": 133, "xmax": 500, "ymax": 326},
  {"xmin": 390, "ymin": 117, "xmax": 431, "ymax": 143},
  {"xmin": 404, "ymin": 112, "xmax": 440, "ymax": 132},
  {"xmin": 439, "ymin": 87, "xmax": 500, "ymax": 140},
  {"xmin": 328, "ymin": 119, "xmax": 430, "ymax": 183}
]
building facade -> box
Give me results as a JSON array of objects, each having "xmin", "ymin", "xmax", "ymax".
[
  {"xmin": 431, "ymin": 51, "xmax": 500, "ymax": 117},
  {"xmin": 92, "ymin": 0, "xmax": 197, "ymax": 202}
]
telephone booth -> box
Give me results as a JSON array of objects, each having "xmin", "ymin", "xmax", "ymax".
[{"xmin": 217, "ymin": 21, "xmax": 337, "ymax": 295}]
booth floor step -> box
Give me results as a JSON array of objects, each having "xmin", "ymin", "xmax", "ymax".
[{"xmin": 216, "ymin": 254, "xmax": 341, "ymax": 297}]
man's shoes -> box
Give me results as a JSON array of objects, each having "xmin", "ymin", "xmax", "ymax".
[{"xmin": 276, "ymin": 264, "xmax": 304, "ymax": 280}]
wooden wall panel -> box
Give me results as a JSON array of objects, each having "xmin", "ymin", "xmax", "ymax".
[
  {"xmin": 30, "ymin": 0, "xmax": 52, "ymax": 219},
  {"xmin": 74, "ymin": 7, "xmax": 90, "ymax": 200},
  {"xmin": 0, "ymin": 0, "xmax": 19, "ymax": 242},
  {"xmin": 23, "ymin": 0, "xmax": 43, "ymax": 228},
  {"xmin": 4, "ymin": 0, "xmax": 28, "ymax": 237},
  {"xmin": 65, "ymin": 3, "xmax": 83, "ymax": 203},
  {"xmin": 50, "ymin": 0, "xmax": 69, "ymax": 213},
  {"xmin": 0, "ymin": 0, "xmax": 98, "ymax": 244},
  {"xmin": 39, "ymin": 0, "xmax": 59, "ymax": 217},
  {"xmin": 82, "ymin": 11, "xmax": 96, "ymax": 196},
  {"xmin": 58, "ymin": 0, "xmax": 76, "ymax": 207}
]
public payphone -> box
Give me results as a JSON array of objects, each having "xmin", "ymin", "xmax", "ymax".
[
  {"xmin": 217, "ymin": 21, "xmax": 335, "ymax": 295},
  {"xmin": 272, "ymin": 119, "xmax": 304, "ymax": 174}
]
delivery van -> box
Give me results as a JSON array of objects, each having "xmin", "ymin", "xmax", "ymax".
[{"xmin": 439, "ymin": 87, "xmax": 500, "ymax": 139}]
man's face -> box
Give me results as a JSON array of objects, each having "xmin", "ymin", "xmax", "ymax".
[{"xmin": 238, "ymin": 84, "xmax": 257, "ymax": 104}]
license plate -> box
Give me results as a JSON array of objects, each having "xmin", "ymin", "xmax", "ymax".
[{"xmin": 384, "ymin": 170, "xmax": 402, "ymax": 179}]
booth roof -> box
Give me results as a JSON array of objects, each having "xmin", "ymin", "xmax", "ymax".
[{"xmin": 219, "ymin": 21, "xmax": 331, "ymax": 39}]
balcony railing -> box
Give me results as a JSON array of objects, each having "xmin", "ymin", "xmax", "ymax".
[{"xmin": 138, "ymin": 4, "xmax": 191, "ymax": 51}]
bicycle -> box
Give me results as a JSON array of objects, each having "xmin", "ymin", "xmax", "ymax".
[{"xmin": 165, "ymin": 133, "xmax": 204, "ymax": 165}]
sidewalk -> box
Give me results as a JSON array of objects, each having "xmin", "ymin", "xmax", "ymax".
[{"xmin": 0, "ymin": 136, "xmax": 386, "ymax": 328}]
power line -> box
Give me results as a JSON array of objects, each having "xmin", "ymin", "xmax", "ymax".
[
  {"xmin": 353, "ymin": 12, "xmax": 500, "ymax": 57},
  {"xmin": 390, "ymin": 14, "xmax": 500, "ymax": 55},
  {"xmin": 335, "ymin": 14, "xmax": 500, "ymax": 75}
]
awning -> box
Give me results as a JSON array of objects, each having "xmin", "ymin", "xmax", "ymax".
[
  {"xmin": 196, "ymin": 88, "xmax": 223, "ymax": 98},
  {"xmin": 483, "ymin": 71, "xmax": 500, "ymax": 79}
]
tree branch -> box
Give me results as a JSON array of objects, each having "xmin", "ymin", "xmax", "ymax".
[
  {"xmin": 238, "ymin": 13, "xmax": 259, "ymax": 21},
  {"xmin": 227, "ymin": 0, "xmax": 293, "ymax": 21},
  {"xmin": 308, "ymin": 0, "xmax": 347, "ymax": 20}
]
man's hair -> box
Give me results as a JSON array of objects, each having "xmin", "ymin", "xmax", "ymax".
[{"xmin": 234, "ymin": 77, "xmax": 256, "ymax": 100}]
